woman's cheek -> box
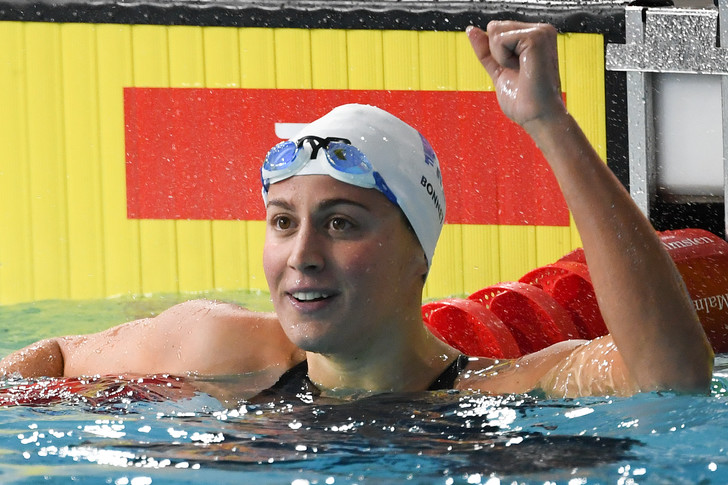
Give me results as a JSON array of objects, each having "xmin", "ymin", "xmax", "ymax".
[{"xmin": 262, "ymin": 240, "xmax": 285, "ymax": 286}]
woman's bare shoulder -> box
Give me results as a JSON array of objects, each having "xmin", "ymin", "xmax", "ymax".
[
  {"xmin": 167, "ymin": 299, "xmax": 304, "ymax": 375},
  {"xmin": 56, "ymin": 299, "xmax": 302, "ymax": 378}
]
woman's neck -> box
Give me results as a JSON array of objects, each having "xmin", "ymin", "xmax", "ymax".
[{"xmin": 305, "ymin": 323, "xmax": 460, "ymax": 394}]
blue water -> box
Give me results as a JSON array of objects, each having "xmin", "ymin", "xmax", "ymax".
[{"xmin": 1, "ymin": 293, "xmax": 728, "ymax": 484}]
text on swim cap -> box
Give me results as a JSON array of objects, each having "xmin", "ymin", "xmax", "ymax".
[{"xmin": 421, "ymin": 176, "xmax": 445, "ymax": 224}]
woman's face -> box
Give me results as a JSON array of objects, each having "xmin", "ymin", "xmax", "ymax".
[{"xmin": 263, "ymin": 175, "xmax": 427, "ymax": 357}]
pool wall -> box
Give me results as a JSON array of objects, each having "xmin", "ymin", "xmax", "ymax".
[{"xmin": 0, "ymin": 0, "xmax": 627, "ymax": 305}]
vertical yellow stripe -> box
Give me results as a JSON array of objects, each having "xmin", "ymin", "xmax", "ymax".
[
  {"xmin": 239, "ymin": 28, "xmax": 276, "ymax": 291},
  {"xmin": 61, "ymin": 23, "xmax": 105, "ymax": 299},
  {"xmin": 204, "ymin": 27, "xmax": 241, "ymax": 88},
  {"xmin": 168, "ymin": 26, "xmax": 214, "ymax": 293},
  {"xmin": 418, "ymin": 31, "xmax": 463, "ymax": 299},
  {"xmin": 203, "ymin": 27, "xmax": 249, "ymax": 292},
  {"xmin": 498, "ymin": 225, "xmax": 538, "ymax": 282},
  {"xmin": 382, "ymin": 30, "xmax": 419, "ymax": 90},
  {"xmin": 346, "ymin": 30, "xmax": 383, "ymax": 90},
  {"xmin": 25, "ymin": 22, "xmax": 70, "ymax": 300},
  {"xmin": 563, "ymin": 34, "xmax": 606, "ymax": 160},
  {"xmin": 96, "ymin": 24, "xmax": 141, "ymax": 297},
  {"xmin": 240, "ymin": 28, "xmax": 276, "ymax": 89},
  {"xmin": 0, "ymin": 22, "xmax": 33, "ymax": 303},
  {"xmin": 168, "ymin": 26, "xmax": 205, "ymax": 87},
  {"xmin": 535, "ymin": 226, "xmax": 572, "ymax": 266},
  {"xmin": 455, "ymin": 29, "xmax": 501, "ymax": 295},
  {"xmin": 419, "ymin": 30, "xmax": 458, "ymax": 89},
  {"xmin": 275, "ymin": 29, "xmax": 312, "ymax": 89},
  {"xmin": 130, "ymin": 25, "xmax": 179, "ymax": 294},
  {"xmin": 311, "ymin": 29, "xmax": 347, "ymax": 88}
]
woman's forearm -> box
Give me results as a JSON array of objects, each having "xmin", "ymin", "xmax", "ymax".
[{"xmin": 526, "ymin": 111, "xmax": 714, "ymax": 393}]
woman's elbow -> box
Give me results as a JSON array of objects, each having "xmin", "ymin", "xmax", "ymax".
[{"xmin": 0, "ymin": 339, "xmax": 66, "ymax": 379}]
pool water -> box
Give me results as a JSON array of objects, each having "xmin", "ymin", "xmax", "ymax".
[{"xmin": 1, "ymin": 292, "xmax": 728, "ymax": 484}]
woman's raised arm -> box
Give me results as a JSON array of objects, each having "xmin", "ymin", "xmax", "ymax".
[{"xmin": 467, "ymin": 21, "xmax": 713, "ymax": 394}]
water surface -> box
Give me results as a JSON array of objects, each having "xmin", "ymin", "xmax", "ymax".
[{"xmin": 1, "ymin": 292, "xmax": 727, "ymax": 484}]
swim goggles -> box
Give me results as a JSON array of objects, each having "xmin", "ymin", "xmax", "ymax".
[{"xmin": 261, "ymin": 135, "xmax": 398, "ymax": 205}]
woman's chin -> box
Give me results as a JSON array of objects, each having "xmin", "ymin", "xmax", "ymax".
[{"xmin": 280, "ymin": 318, "xmax": 340, "ymax": 354}]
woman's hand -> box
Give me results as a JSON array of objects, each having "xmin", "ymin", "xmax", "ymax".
[{"xmin": 467, "ymin": 21, "xmax": 566, "ymax": 131}]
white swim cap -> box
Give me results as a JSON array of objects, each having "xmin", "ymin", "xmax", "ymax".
[{"xmin": 261, "ymin": 104, "xmax": 446, "ymax": 267}]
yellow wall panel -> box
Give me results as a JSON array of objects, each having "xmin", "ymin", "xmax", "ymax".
[
  {"xmin": 499, "ymin": 225, "xmax": 538, "ymax": 283},
  {"xmin": 130, "ymin": 25, "xmax": 179, "ymax": 294},
  {"xmin": 204, "ymin": 27, "xmax": 241, "ymax": 88},
  {"xmin": 564, "ymin": 34, "xmax": 606, "ymax": 158},
  {"xmin": 25, "ymin": 22, "xmax": 70, "ymax": 301},
  {"xmin": 346, "ymin": 30, "xmax": 383, "ymax": 90},
  {"xmin": 239, "ymin": 28, "xmax": 276, "ymax": 89},
  {"xmin": 61, "ymin": 23, "xmax": 106, "ymax": 299},
  {"xmin": 274, "ymin": 29, "xmax": 312, "ymax": 89},
  {"xmin": 418, "ymin": 31, "xmax": 458, "ymax": 90},
  {"xmin": 535, "ymin": 225, "xmax": 573, "ymax": 267},
  {"xmin": 460, "ymin": 225, "xmax": 501, "ymax": 295},
  {"xmin": 382, "ymin": 30, "xmax": 419, "ymax": 90},
  {"xmin": 311, "ymin": 29, "xmax": 348, "ymax": 89},
  {"xmin": 211, "ymin": 220, "xmax": 249, "ymax": 291},
  {"xmin": 168, "ymin": 26, "xmax": 205, "ymax": 87},
  {"xmin": 454, "ymin": 30, "xmax": 494, "ymax": 91},
  {"xmin": 246, "ymin": 220, "xmax": 267, "ymax": 291},
  {"xmin": 96, "ymin": 24, "xmax": 142, "ymax": 297},
  {"xmin": 0, "ymin": 22, "xmax": 33, "ymax": 303}
]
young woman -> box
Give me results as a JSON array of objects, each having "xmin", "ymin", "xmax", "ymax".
[{"xmin": 0, "ymin": 21, "xmax": 713, "ymax": 400}]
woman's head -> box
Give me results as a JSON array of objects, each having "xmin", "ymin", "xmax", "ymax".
[
  {"xmin": 260, "ymin": 104, "xmax": 447, "ymax": 354},
  {"xmin": 262, "ymin": 174, "xmax": 430, "ymax": 355},
  {"xmin": 261, "ymin": 104, "xmax": 446, "ymax": 267}
]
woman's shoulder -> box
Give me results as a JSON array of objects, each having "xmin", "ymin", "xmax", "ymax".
[{"xmin": 169, "ymin": 299, "xmax": 304, "ymax": 376}]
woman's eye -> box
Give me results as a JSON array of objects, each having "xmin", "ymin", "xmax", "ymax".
[
  {"xmin": 274, "ymin": 216, "xmax": 292, "ymax": 230},
  {"xmin": 329, "ymin": 217, "xmax": 351, "ymax": 231}
]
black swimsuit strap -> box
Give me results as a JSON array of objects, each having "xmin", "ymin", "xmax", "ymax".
[
  {"xmin": 250, "ymin": 354, "xmax": 468, "ymax": 403},
  {"xmin": 427, "ymin": 354, "xmax": 469, "ymax": 390},
  {"xmin": 247, "ymin": 360, "xmax": 319, "ymax": 404}
]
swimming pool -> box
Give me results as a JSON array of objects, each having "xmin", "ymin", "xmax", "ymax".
[{"xmin": 1, "ymin": 293, "xmax": 727, "ymax": 484}]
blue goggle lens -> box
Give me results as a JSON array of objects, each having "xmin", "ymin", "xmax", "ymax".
[
  {"xmin": 325, "ymin": 142, "xmax": 371, "ymax": 174},
  {"xmin": 264, "ymin": 141, "xmax": 298, "ymax": 171}
]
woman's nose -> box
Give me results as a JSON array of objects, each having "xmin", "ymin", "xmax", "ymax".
[{"xmin": 287, "ymin": 222, "xmax": 325, "ymax": 272}]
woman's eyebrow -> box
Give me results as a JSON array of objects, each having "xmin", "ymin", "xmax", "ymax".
[
  {"xmin": 315, "ymin": 198, "xmax": 370, "ymax": 212},
  {"xmin": 266, "ymin": 197, "xmax": 371, "ymax": 214},
  {"xmin": 266, "ymin": 199, "xmax": 295, "ymax": 211}
]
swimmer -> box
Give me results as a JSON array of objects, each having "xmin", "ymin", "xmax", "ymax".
[{"xmin": 0, "ymin": 21, "xmax": 714, "ymax": 400}]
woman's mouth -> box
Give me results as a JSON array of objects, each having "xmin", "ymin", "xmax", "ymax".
[{"xmin": 291, "ymin": 290, "xmax": 332, "ymax": 302}]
